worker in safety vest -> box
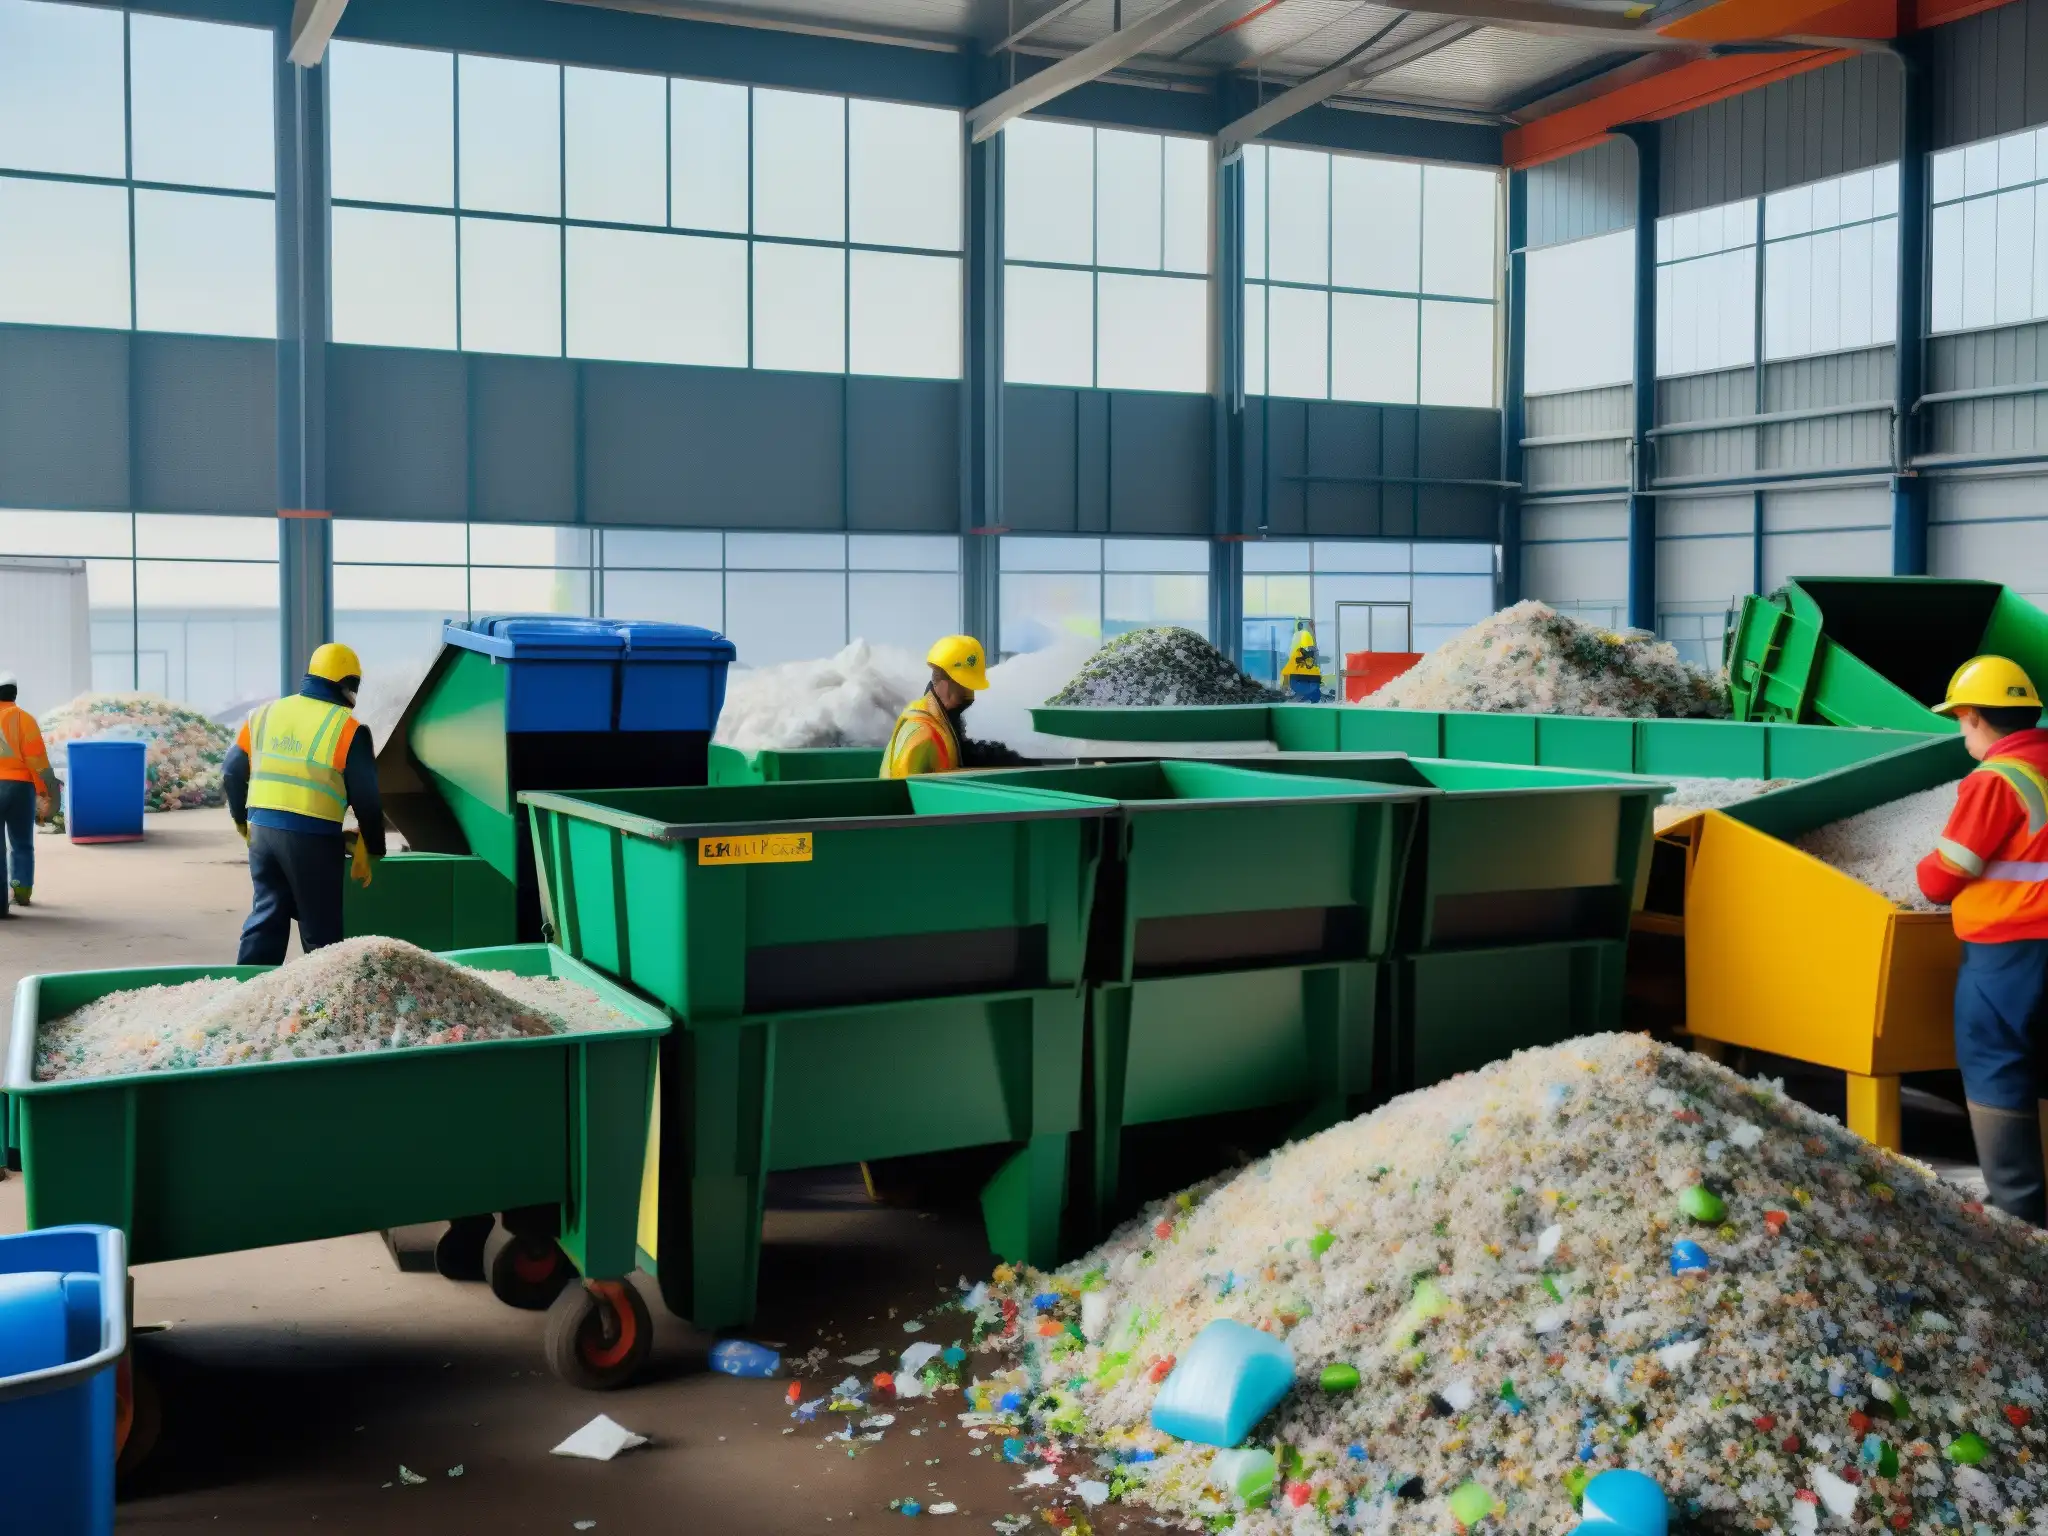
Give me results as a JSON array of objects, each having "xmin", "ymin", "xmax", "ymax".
[
  {"xmin": 1280, "ymin": 626, "xmax": 1322, "ymax": 702},
  {"xmin": 0, "ymin": 671, "xmax": 58, "ymax": 917},
  {"xmin": 223, "ymin": 643, "xmax": 385, "ymax": 964},
  {"xmin": 881, "ymin": 635, "xmax": 990, "ymax": 778},
  {"xmin": 1917, "ymin": 655, "xmax": 2048, "ymax": 1225}
]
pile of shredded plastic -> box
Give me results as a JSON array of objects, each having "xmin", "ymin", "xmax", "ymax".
[
  {"xmin": 34, "ymin": 937, "xmax": 639, "ymax": 1081},
  {"xmin": 1792, "ymin": 784, "xmax": 1960, "ymax": 913},
  {"xmin": 974, "ymin": 1034, "xmax": 2048, "ymax": 1534},
  {"xmin": 1046, "ymin": 627, "xmax": 1286, "ymax": 708},
  {"xmin": 1653, "ymin": 777, "xmax": 1796, "ymax": 832},
  {"xmin": 714, "ymin": 640, "xmax": 930, "ymax": 754},
  {"xmin": 35, "ymin": 693, "xmax": 234, "ymax": 826},
  {"xmin": 1364, "ymin": 604, "xmax": 1729, "ymax": 719}
]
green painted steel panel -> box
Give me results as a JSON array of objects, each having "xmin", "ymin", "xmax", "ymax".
[
  {"xmin": 1028, "ymin": 704, "xmax": 1272, "ymax": 741},
  {"xmin": 1398, "ymin": 940, "xmax": 1624, "ymax": 1091},
  {"xmin": 1763, "ymin": 725, "xmax": 1928, "ymax": 780},
  {"xmin": 1722, "ymin": 735, "xmax": 1970, "ymax": 844},
  {"xmin": 1534, "ymin": 716, "xmax": 1637, "ymax": 771},
  {"xmin": 1270, "ymin": 706, "xmax": 1339, "ymax": 750},
  {"xmin": 5, "ymin": 945, "xmax": 664, "ymax": 1279},
  {"xmin": 1637, "ymin": 719, "xmax": 1768, "ymax": 779},
  {"xmin": 1442, "ymin": 712, "xmax": 1538, "ymax": 765},
  {"xmin": 343, "ymin": 852, "xmax": 517, "ymax": 950},
  {"xmin": 708, "ymin": 745, "xmax": 887, "ymax": 784},
  {"xmin": 1336, "ymin": 709, "xmax": 1442, "ymax": 755}
]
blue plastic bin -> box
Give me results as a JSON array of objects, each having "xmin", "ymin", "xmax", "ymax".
[
  {"xmin": 64, "ymin": 740, "xmax": 147, "ymax": 843},
  {"xmin": 447, "ymin": 616, "xmax": 735, "ymax": 734},
  {"xmin": 0, "ymin": 1225, "xmax": 127, "ymax": 1536}
]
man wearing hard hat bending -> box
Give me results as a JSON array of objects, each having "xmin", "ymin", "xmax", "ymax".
[
  {"xmin": 881, "ymin": 636, "xmax": 990, "ymax": 778},
  {"xmin": 1918, "ymin": 656, "xmax": 2048, "ymax": 1225},
  {"xmin": 223, "ymin": 642, "xmax": 386, "ymax": 963}
]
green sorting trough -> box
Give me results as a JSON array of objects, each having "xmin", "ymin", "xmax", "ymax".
[
  {"xmin": 6, "ymin": 944, "xmax": 662, "ymax": 1288},
  {"xmin": 1726, "ymin": 577, "xmax": 2048, "ymax": 731},
  {"xmin": 343, "ymin": 852, "xmax": 517, "ymax": 950},
  {"xmin": 520, "ymin": 776, "xmax": 1115, "ymax": 1328},
  {"xmin": 961, "ymin": 760, "xmax": 1429, "ymax": 980},
  {"xmin": 706, "ymin": 744, "xmax": 886, "ymax": 784},
  {"xmin": 1206, "ymin": 754, "xmax": 1665, "ymax": 1091}
]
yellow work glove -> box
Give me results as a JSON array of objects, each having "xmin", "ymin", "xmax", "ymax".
[{"xmin": 349, "ymin": 832, "xmax": 372, "ymax": 888}]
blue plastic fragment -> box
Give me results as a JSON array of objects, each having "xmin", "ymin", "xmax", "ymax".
[
  {"xmin": 1032, "ymin": 1293, "xmax": 1059, "ymax": 1312},
  {"xmin": 900, "ymin": 1500, "xmax": 922, "ymax": 1517},
  {"xmin": 1668, "ymin": 1240, "xmax": 1711, "ymax": 1276},
  {"xmin": 1124, "ymin": 1449, "xmax": 1157, "ymax": 1463},
  {"xmin": 942, "ymin": 1346, "xmax": 966, "ymax": 1367},
  {"xmin": 1148, "ymin": 1319, "xmax": 1296, "ymax": 1448},
  {"xmin": 998, "ymin": 1392, "xmax": 1022, "ymax": 1412},
  {"xmin": 1346, "ymin": 1445, "xmax": 1368, "ymax": 1462},
  {"xmin": 1579, "ymin": 1469, "xmax": 1669, "ymax": 1536},
  {"xmin": 1860, "ymin": 1433, "xmax": 1883, "ymax": 1466}
]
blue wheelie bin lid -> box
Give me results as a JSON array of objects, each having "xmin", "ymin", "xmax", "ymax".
[
  {"xmin": 442, "ymin": 616, "xmax": 735, "ymax": 733},
  {"xmin": 445, "ymin": 615, "xmax": 629, "ymax": 661},
  {"xmin": 613, "ymin": 621, "xmax": 736, "ymax": 663}
]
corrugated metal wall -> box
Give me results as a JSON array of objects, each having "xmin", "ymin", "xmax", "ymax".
[
  {"xmin": 1929, "ymin": 0, "xmax": 2048, "ymax": 151},
  {"xmin": 1527, "ymin": 137, "xmax": 1635, "ymax": 248}
]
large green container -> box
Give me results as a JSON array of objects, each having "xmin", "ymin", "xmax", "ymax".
[
  {"xmin": 642, "ymin": 985, "xmax": 1082, "ymax": 1329},
  {"xmin": 962, "ymin": 760, "xmax": 1429, "ymax": 980},
  {"xmin": 1394, "ymin": 939, "xmax": 1625, "ymax": 1090},
  {"xmin": 1086, "ymin": 961, "xmax": 1374, "ymax": 1229},
  {"xmin": 521, "ymin": 777, "xmax": 1114, "ymax": 1017},
  {"xmin": 5, "ymin": 945, "xmax": 664, "ymax": 1282},
  {"xmin": 1726, "ymin": 577, "xmax": 2048, "ymax": 730},
  {"xmin": 706, "ymin": 744, "xmax": 886, "ymax": 784},
  {"xmin": 342, "ymin": 852, "xmax": 517, "ymax": 950},
  {"xmin": 1028, "ymin": 703, "xmax": 1273, "ymax": 742}
]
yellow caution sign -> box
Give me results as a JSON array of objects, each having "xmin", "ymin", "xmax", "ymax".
[{"xmin": 696, "ymin": 832, "xmax": 813, "ymax": 866}]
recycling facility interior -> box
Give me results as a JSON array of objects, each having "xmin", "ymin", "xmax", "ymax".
[{"xmin": 5, "ymin": 0, "xmax": 2048, "ymax": 1530}]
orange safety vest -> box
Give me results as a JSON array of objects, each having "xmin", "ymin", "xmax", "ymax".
[
  {"xmin": 880, "ymin": 693, "xmax": 963, "ymax": 779},
  {"xmin": 0, "ymin": 702, "xmax": 50, "ymax": 792}
]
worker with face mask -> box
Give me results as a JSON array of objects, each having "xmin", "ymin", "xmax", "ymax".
[
  {"xmin": 0, "ymin": 670, "xmax": 58, "ymax": 916},
  {"xmin": 1917, "ymin": 655, "xmax": 2048, "ymax": 1225},
  {"xmin": 881, "ymin": 635, "xmax": 991, "ymax": 778},
  {"xmin": 223, "ymin": 642, "xmax": 386, "ymax": 963}
]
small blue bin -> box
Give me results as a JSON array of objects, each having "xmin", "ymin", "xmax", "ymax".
[
  {"xmin": 448, "ymin": 616, "xmax": 735, "ymax": 735},
  {"xmin": 0, "ymin": 1225, "xmax": 127, "ymax": 1536},
  {"xmin": 64, "ymin": 740, "xmax": 147, "ymax": 843}
]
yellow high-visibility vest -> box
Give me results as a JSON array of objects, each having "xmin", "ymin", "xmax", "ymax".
[{"xmin": 244, "ymin": 694, "xmax": 355, "ymax": 823}]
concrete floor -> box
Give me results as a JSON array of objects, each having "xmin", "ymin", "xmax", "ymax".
[{"xmin": 1, "ymin": 814, "xmax": 1096, "ymax": 1534}]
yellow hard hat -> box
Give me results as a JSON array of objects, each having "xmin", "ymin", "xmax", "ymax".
[
  {"xmin": 308, "ymin": 642, "xmax": 364, "ymax": 684},
  {"xmin": 1935, "ymin": 655, "xmax": 2041, "ymax": 716},
  {"xmin": 927, "ymin": 634, "xmax": 989, "ymax": 692}
]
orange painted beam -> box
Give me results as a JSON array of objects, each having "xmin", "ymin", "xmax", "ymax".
[
  {"xmin": 1658, "ymin": 0, "xmax": 1896, "ymax": 41},
  {"xmin": 1915, "ymin": 0, "xmax": 2019, "ymax": 22},
  {"xmin": 1506, "ymin": 49, "xmax": 1846, "ymax": 168}
]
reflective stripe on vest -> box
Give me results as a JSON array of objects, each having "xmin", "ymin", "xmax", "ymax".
[
  {"xmin": 0, "ymin": 708, "xmax": 17, "ymax": 762},
  {"xmin": 245, "ymin": 695, "xmax": 352, "ymax": 822},
  {"xmin": 1984, "ymin": 859, "xmax": 2048, "ymax": 882},
  {"xmin": 1975, "ymin": 757, "xmax": 2048, "ymax": 837},
  {"xmin": 1939, "ymin": 837, "xmax": 1987, "ymax": 877}
]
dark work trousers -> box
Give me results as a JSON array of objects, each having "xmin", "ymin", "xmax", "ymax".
[
  {"xmin": 0, "ymin": 779, "xmax": 33, "ymax": 912},
  {"xmin": 238, "ymin": 823, "xmax": 345, "ymax": 964}
]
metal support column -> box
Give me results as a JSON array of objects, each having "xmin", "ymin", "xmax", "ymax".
[
  {"xmin": 276, "ymin": 38, "xmax": 331, "ymax": 687},
  {"xmin": 1498, "ymin": 167, "xmax": 1528, "ymax": 609},
  {"xmin": 960, "ymin": 127, "xmax": 1003, "ymax": 654},
  {"xmin": 1210, "ymin": 147, "xmax": 1247, "ymax": 661},
  {"xmin": 1619, "ymin": 124, "xmax": 1659, "ymax": 634},
  {"xmin": 1893, "ymin": 37, "xmax": 1930, "ymax": 576}
]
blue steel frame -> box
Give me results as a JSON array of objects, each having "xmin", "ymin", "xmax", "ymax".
[
  {"xmin": 1498, "ymin": 165, "xmax": 1527, "ymax": 608},
  {"xmin": 1892, "ymin": 37, "xmax": 1929, "ymax": 578},
  {"xmin": 1618, "ymin": 122, "xmax": 1659, "ymax": 634}
]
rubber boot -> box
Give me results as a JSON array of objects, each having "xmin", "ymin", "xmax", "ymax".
[
  {"xmin": 11, "ymin": 883, "xmax": 29, "ymax": 907},
  {"xmin": 1968, "ymin": 1101, "xmax": 2048, "ymax": 1226}
]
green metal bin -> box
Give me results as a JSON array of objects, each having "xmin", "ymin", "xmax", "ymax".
[
  {"xmin": 342, "ymin": 852, "xmax": 517, "ymax": 952},
  {"xmin": 1726, "ymin": 576, "xmax": 2048, "ymax": 731},
  {"xmin": 6, "ymin": 945, "xmax": 665, "ymax": 1378},
  {"xmin": 520, "ymin": 776, "xmax": 1116, "ymax": 1328},
  {"xmin": 706, "ymin": 744, "xmax": 886, "ymax": 784}
]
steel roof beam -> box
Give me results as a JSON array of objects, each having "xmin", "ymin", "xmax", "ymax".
[
  {"xmin": 287, "ymin": 0, "xmax": 349, "ymax": 67},
  {"xmin": 969, "ymin": 0, "xmax": 1241, "ymax": 140},
  {"xmin": 1215, "ymin": 18, "xmax": 1476, "ymax": 154}
]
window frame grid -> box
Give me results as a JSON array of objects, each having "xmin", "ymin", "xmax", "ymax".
[
  {"xmin": 1928, "ymin": 130, "xmax": 2048, "ymax": 339},
  {"xmin": 0, "ymin": 7, "xmax": 278, "ymax": 338},
  {"xmin": 1243, "ymin": 148, "xmax": 1499, "ymax": 406},
  {"xmin": 324, "ymin": 49, "xmax": 962, "ymax": 373}
]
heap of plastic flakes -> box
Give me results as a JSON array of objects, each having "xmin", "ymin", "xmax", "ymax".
[
  {"xmin": 1364, "ymin": 603, "xmax": 1728, "ymax": 719},
  {"xmin": 1046, "ymin": 628, "xmax": 1286, "ymax": 708},
  {"xmin": 1653, "ymin": 778, "xmax": 1796, "ymax": 832},
  {"xmin": 974, "ymin": 1034, "xmax": 2048, "ymax": 1534},
  {"xmin": 35, "ymin": 692, "xmax": 234, "ymax": 825},
  {"xmin": 35, "ymin": 937, "xmax": 638, "ymax": 1081},
  {"xmin": 714, "ymin": 640, "xmax": 929, "ymax": 754},
  {"xmin": 1792, "ymin": 783, "xmax": 1959, "ymax": 912}
]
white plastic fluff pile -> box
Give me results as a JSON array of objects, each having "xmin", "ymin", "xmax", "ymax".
[
  {"xmin": 713, "ymin": 640, "xmax": 930, "ymax": 753},
  {"xmin": 981, "ymin": 1034, "xmax": 2048, "ymax": 1534},
  {"xmin": 1046, "ymin": 628, "xmax": 1286, "ymax": 708},
  {"xmin": 1653, "ymin": 778, "xmax": 1795, "ymax": 832},
  {"xmin": 35, "ymin": 937, "xmax": 638, "ymax": 1082},
  {"xmin": 37, "ymin": 693, "xmax": 233, "ymax": 821},
  {"xmin": 1364, "ymin": 603, "xmax": 1728, "ymax": 719},
  {"xmin": 1792, "ymin": 784, "xmax": 1959, "ymax": 911}
]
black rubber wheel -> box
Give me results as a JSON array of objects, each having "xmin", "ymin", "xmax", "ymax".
[
  {"xmin": 434, "ymin": 1214, "xmax": 493, "ymax": 1281},
  {"xmin": 483, "ymin": 1220, "xmax": 574, "ymax": 1311},
  {"xmin": 543, "ymin": 1280, "xmax": 652, "ymax": 1390},
  {"xmin": 115, "ymin": 1352, "xmax": 162, "ymax": 1486}
]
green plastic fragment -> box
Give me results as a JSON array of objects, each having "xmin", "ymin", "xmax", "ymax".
[
  {"xmin": 1947, "ymin": 1433, "xmax": 1990, "ymax": 1466},
  {"xmin": 1878, "ymin": 1441, "xmax": 1899, "ymax": 1479},
  {"xmin": 1448, "ymin": 1480, "xmax": 1493, "ymax": 1527},
  {"xmin": 1541, "ymin": 1274, "xmax": 1562, "ymax": 1302},
  {"xmin": 1212, "ymin": 1448, "xmax": 1276, "ymax": 1508},
  {"xmin": 1562, "ymin": 1466, "xmax": 1590, "ymax": 1506},
  {"xmin": 1310, "ymin": 1230, "xmax": 1337, "ymax": 1259},
  {"xmin": 1410, "ymin": 1277, "xmax": 1451, "ymax": 1321},
  {"xmin": 1679, "ymin": 1185, "xmax": 1727, "ymax": 1223},
  {"xmin": 1319, "ymin": 1363, "xmax": 1361, "ymax": 1393}
]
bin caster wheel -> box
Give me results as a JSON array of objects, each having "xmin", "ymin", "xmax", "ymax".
[
  {"xmin": 435, "ymin": 1214, "xmax": 493, "ymax": 1281},
  {"xmin": 544, "ymin": 1279, "xmax": 651, "ymax": 1390},
  {"xmin": 483, "ymin": 1221, "xmax": 574, "ymax": 1311},
  {"xmin": 115, "ymin": 1352, "xmax": 161, "ymax": 1485}
]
